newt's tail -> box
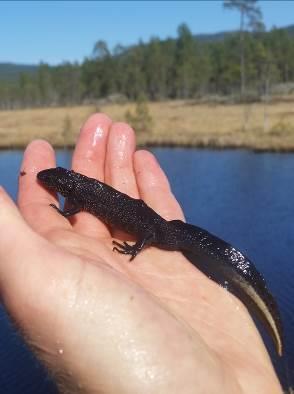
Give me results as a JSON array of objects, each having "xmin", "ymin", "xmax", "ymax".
[{"xmin": 182, "ymin": 248, "xmax": 283, "ymax": 356}]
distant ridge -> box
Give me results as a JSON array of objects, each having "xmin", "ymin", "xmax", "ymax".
[
  {"xmin": 194, "ymin": 23, "xmax": 294, "ymax": 42},
  {"xmin": 195, "ymin": 30, "xmax": 235, "ymax": 42},
  {"xmin": 0, "ymin": 63, "xmax": 38, "ymax": 82},
  {"xmin": 0, "ymin": 24, "xmax": 293, "ymax": 82}
]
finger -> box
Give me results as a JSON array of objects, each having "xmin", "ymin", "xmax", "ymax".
[
  {"xmin": 72, "ymin": 113, "xmax": 112, "ymax": 180},
  {"xmin": 134, "ymin": 150, "xmax": 185, "ymax": 221},
  {"xmin": 105, "ymin": 122, "xmax": 138, "ymax": 198},
  {"xmin": 71, "ymin": 113, "xmax": 112, "ymax": 237},
  {"xmin": 18, "ymin": 140, "xmax": 72, "ymax": 235}
]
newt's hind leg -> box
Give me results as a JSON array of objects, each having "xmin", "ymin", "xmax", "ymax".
[
  {"xmin": 50, "ymin": 203, "xmax": 81, "ymax": 217},
  {"xmin": 112, "ymin": 234, "xmax": 153, "ymax": 261}
]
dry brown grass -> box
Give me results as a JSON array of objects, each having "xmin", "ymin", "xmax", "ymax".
[
  {"xmin": 1, "ymin": 100, "xmax": 294, "ymax": 151},
  {"xmin": 0, "ymin": 106, "xmax": 94, "ymax": 148}
]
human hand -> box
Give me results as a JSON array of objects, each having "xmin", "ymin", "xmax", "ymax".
[{"xmin": 0, "ymin": 113, "xmax": 282, "ymax": 393}]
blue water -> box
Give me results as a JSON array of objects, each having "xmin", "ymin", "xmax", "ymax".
[{"xmin": 0, "ymin": 148, "xmax": 293, "ymax": 392}]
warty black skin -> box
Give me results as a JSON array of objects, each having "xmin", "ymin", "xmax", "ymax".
[{"xmin": 37, "ymin": 166, "xmax": 283, "ymax": 356}]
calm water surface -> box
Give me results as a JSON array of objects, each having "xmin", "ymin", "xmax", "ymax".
[{"xmin": 0, "ymin": 148, "xmax": 293, "ymax": 392}]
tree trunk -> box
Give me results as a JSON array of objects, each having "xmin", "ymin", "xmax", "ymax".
[{"xmin": 240, "ymin": 9, "xmax": 246, "ymax": 98}]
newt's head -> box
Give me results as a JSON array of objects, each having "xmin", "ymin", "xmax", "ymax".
[{"xmin": 37, "ymin": 167, "xmax": 74, "ymax": 197}]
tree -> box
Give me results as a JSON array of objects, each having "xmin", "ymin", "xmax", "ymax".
[
  {"xmin": 81, "ymin": 41, "xmax": 115, "ymax": 100},
  {"xmin": 223, "ymin": 0, "xmax": 263, "ymax": 97},
  {"xmin": 123, "ymin": 40, "xmax": 146, "ymax": 100},
  {"xmin": 19, "ymin": 72, "xmax": 40, "ymax": 107},
  {"xmin": 92, "ymin": 40, "xmax": 110, "ymax": 60},
  {"xmin": 37, "ymin": 62, "xmax": 55, "ymax": 106},
  {"xmin": 173, "ymin": 23, "xmax": 201, "ymax": 98},
  {"xmin": 144, "ymin": 37, "xmax": 168, "ymax": 99},
  {"xmin": 53, "ymin": 62, "xmax": 83, "ymax": 105}
]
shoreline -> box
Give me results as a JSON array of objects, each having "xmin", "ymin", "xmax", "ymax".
[{"xmin": 2, "ymin": 140, "xmax": 294, "ymax": 153}]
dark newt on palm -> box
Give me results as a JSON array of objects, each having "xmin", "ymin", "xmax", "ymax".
[{"xmin": 37, "ymin": 166, "xmax": 283, "ymax": 357}]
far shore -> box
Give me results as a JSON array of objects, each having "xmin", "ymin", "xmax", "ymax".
[{"xmin": 1, "ymin": 99, "xmax": 294, "ymax": 152}]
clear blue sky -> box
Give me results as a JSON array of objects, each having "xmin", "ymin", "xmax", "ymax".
[{"xmin": 1, "ymin": 0, "xmax": 294, "ymax": 65}]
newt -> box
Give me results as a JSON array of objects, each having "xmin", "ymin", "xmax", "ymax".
[{"xmin": 37, "ymin": 166, "xmax": 283, "ymax": 356}]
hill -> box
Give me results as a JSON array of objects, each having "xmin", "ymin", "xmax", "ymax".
[
  {"xmin": 194, "ymin": 23, "xmax": 294, "ymax": 42},
  {"xmin": 0, "ymin": 63, "xmax": 38, "ymax": 82}
]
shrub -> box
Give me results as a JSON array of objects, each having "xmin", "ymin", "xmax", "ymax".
[{"xmin": 125, "ymin": 94, "xmax": 153, "ymax": 135}]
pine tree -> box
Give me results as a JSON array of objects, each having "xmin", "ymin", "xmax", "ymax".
[{"xmin": 223, "ymin": 0, "xmax": 264, "ymax": 97}]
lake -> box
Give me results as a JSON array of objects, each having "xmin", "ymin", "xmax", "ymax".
[{"xmin": 0, "ymin": 148, "xmax": 293, "ymax": 392}]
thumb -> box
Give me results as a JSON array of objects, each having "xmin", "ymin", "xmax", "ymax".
[
  {"xmin": 0, "ymin": 187, "xmax": 60, "ymax": 320},
  {"xmin": 0, "ymin": 186, "xmax": 42, "ymax": 301},
  {"xmin": 0, "ymin": 185, "xmax": 37, "ymax": 269}
]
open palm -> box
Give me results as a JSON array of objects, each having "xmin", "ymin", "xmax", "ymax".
[{"xmin": 0, "ymin": 113, "xmax": 281, "ymax": 393}]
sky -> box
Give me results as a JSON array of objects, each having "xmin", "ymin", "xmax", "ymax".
[{"xmin": 1, "ymin": 0, "xmax": 294, "ymax": 65}]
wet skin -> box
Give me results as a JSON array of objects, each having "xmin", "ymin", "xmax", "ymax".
[{"xmin": 37, "ymin": 166, "xmax": 283, "ymax": 357}]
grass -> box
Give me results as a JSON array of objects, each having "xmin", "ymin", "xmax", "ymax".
[{"xmin": 1, "ymin": 99, "xmax": 294, "ymax": 151}]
